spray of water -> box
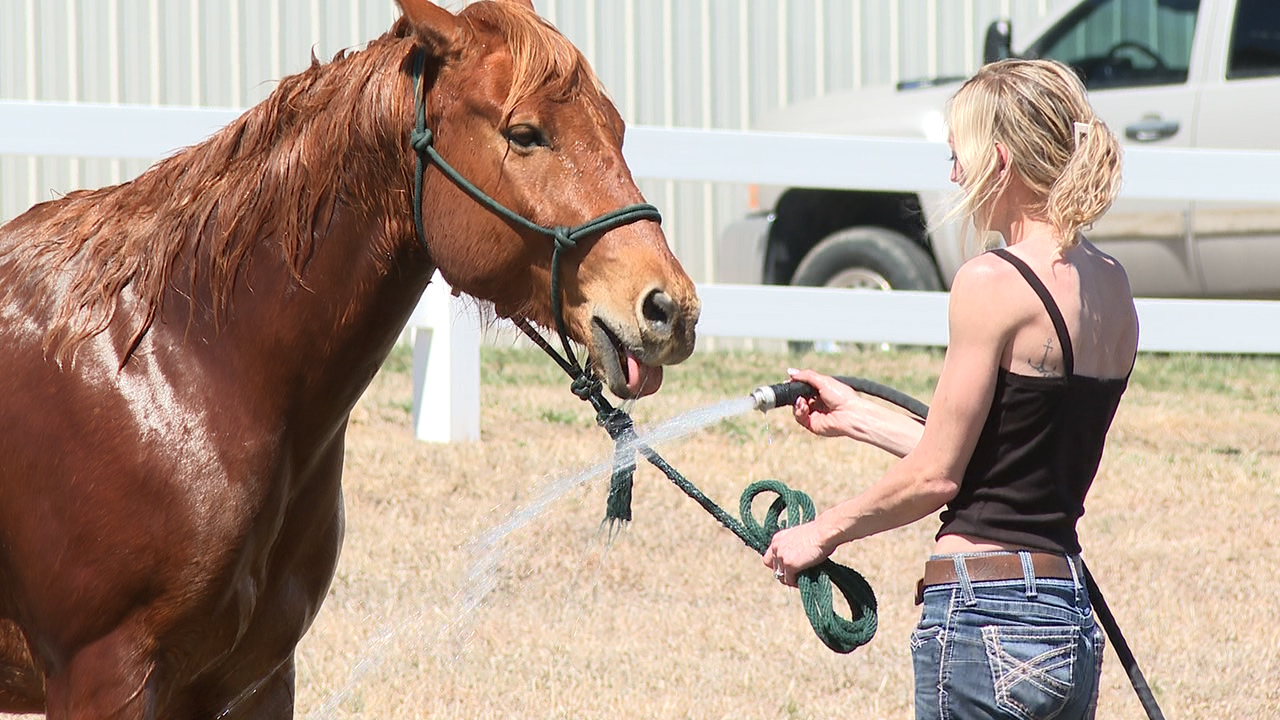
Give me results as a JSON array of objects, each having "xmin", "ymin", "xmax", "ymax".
[
  {"xmin": 305, "ymin": 395, "xmax": 758, "ymax": 718},
  {"xmin": 448, "ymin": 395, "xmax": 757, "ymax": 645}
]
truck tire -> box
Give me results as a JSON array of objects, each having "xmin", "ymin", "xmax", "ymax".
[
  {"xmin": 790, "ymin": 226, "xmax": 942, "ymax": 291},
  {"xmin": 787, "ymin": 227, "xmax": 941, "ymax": 354}
]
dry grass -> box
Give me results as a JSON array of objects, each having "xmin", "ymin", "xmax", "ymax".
[
  {"xmin": 290, "ymin": 346, "xmax": 1279, "ymax": 720},
  {"xmin": 5, "ymin": 347, "xmax": 1276, "ymax": 719}
]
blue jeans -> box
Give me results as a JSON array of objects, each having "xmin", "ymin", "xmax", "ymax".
[{"xmin": 910, "ymin": 552, "xmax": 1105, "ymax": 720}]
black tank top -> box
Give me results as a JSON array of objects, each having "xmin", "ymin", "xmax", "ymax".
[{"xmin": 936, "ymin": 249, "xmax": 1132, "ymax": 554}]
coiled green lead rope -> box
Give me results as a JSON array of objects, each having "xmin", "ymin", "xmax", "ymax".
[
  {"xmin": 514, "ymin": 332, "xmax": 881, "ymax": 652},
  {"xmin": 739, "ymin": 480, "xmax": 878, "ymax": 653},
  {"xmin": 631, "ymin": 446, "xmax": 878, "ymax": 654}
]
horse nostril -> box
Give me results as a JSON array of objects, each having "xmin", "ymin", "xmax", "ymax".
[{"xmin": 641, "ymin": 288, "xmax": 675, "ymax": 332}]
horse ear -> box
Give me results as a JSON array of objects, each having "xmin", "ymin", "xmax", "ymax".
[
  {"xmin": 503, "ymin": 0, "xmax": 538, "ymax": 11},
  {"xmin": 396, "ymin": 0, "xmax": 466, "ymax": 55}
]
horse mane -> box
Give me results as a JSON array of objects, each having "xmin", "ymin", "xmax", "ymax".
[{"xmin": 1, "ymin": 2, "xmax": 602, "ymax": 367}]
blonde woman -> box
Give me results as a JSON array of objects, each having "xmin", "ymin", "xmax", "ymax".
[{"xmin": 763, "ymin": 59, "xmax": 1137, "ymax": 719}]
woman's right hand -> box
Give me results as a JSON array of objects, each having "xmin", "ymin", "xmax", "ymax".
[{"xmin": 788, "ymin": 368, "xmax": 867, "ymax": 438}]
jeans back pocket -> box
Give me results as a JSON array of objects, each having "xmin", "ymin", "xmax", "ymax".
[{"xmin": 981, "ymin": 624, "xmax": 1079, "ymax": 720}]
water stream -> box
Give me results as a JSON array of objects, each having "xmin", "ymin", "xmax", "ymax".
[{"xmin": 305, "ymin": 394, "xmax": 759, "ymax": 718}]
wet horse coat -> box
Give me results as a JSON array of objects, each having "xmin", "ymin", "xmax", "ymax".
[{"xmin": 0, "ymin": 1, "xmax": 698, "ymax": 718}]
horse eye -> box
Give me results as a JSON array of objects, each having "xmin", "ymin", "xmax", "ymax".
[{"xmin": 504, "ymin": 124, "xmax": 548, "ymax": 149}]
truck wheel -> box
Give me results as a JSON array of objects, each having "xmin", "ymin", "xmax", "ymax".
[
  {"xmin": 791, "ymin": 227, "xmax": 942, "ymax": 291},
  {"xmin": 787, "ymin": 227, "xmax": 941, "ymax": 354}
]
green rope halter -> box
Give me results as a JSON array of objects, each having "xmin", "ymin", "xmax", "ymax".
[
  {"xmin": 407, "ymin": 51, "xmax": 661, "ymax": 374},
  {"xmin": 406, "ymin": 50, "xmax": 657, "ymax": 524}
]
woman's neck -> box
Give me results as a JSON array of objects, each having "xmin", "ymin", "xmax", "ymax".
[
  {"xmin": 988, "ymin": 176, "xmax": 1063, "ymax": 252},
  {"xmin": 1000, "ymin": 217, "xmax": 1060, "ymax": 249}
]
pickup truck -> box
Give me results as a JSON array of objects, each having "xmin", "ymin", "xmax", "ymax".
[{"xmin": 718, "ymin": 0, "xmax": 1280, "ymax": 299}]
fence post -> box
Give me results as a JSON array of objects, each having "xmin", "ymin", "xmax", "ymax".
[{"xmin": 410, "ymin": 273, "xmax": 481, "ymax": 442}]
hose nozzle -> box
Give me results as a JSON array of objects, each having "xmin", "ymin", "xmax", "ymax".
[
  {"xmin": 750, "ymin": 380, "xmax": 818, "ymax": 412},
  {"xmin": 750, "ymin": 375, "xmax": 930, "ymax": 420}
]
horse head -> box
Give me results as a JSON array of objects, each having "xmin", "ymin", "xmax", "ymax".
[{"xmin": 396, "ymin": 0, "xmax": 699, "ymax": 399}]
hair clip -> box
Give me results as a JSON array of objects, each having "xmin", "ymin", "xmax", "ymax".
[{"xmin": 1073, "ymin": 121, "xmax": 1090, "ymax": 148}]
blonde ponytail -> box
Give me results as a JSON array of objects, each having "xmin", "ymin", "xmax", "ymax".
[
  {"xmin": 942, "ymin": 59, "xmax": 1123, "ymax": 254},
  {"xmin": 1045, "ymin": 115, "xmax": 1123, "ymax": 250}
]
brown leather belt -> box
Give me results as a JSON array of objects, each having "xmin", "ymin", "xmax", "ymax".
[{"xmin": 915, "ymin": 552, "xmax": 1075, "ymax": 605}]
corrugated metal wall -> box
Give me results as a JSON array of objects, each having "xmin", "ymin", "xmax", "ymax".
[{"xmin": 0, "ymin": 0, "xmax": 1074, "ymax": 281}]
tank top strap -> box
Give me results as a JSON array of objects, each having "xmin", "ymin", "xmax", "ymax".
[{"xmin": 990, "ymin": 248, "xmax": 1074, "ymax": 376}]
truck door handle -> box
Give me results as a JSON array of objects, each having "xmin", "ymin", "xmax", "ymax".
[{"xmin": 1125, "ymin": 116, "xmax": 1180, "ymax": 142}]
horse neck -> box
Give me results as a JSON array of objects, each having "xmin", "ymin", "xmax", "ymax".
[
  {"xmin": 183, "ymin": 220, "xmax": 430, "ymax": 456},
  {"xmin": 170, "ymin": 55, "xmax": 432, "ymax": 436}
]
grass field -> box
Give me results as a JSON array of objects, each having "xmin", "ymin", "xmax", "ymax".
[
  {"xmin": 7, "ymin": 346, "xmax": 1272, "ymax": 719},
  {"xmin": 279, "ymin": 345, "xmax": 1279, "ymax": 719}
]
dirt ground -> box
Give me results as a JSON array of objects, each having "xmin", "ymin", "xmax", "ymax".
[{"xmin": 289, "ymin": 346, "xmax": 1278, "ymax": 719}]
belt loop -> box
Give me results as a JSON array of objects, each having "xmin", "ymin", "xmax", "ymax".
[
  {"xmin": 1018, "ymin": 550, "xmax": 1038, "ymax": 599},
  {"xmin": 1068, "ymin": 554, "xmax": 1084, "ymax": 605},
  {"xmin": 953, "ymin": 555, "xmax": 977, "ymax": 606}
]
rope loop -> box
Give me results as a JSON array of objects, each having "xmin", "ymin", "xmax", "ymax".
[
  {"xmin": 739, "ymin": 479, "xmax": 815, "ymax": 552},
  {"xmin": 739, "ymin": 480, "xmax": 878, "ymax": 654}
]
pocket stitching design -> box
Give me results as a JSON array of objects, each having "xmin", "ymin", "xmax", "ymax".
[
  {"xmin": 910, "ymin": 625, "xmax": 941, "ymax": 651},
  {"xmin": 981, "ymin": 626, "xmax": 1078, "ymax": 720}
]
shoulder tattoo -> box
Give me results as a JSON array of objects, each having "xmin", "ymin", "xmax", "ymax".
[{"xmin": 1029, "ymin": 338, "xmax": 1057, "ymax": 376}]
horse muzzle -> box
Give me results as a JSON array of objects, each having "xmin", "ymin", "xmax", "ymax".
[{"xmin": 590, "ymin": 285, "xmax": 699, "ymax": 399}]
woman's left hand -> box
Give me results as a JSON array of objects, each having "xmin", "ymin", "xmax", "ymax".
[{"xmin": 761, "ymin": 520, "xmax": 833, "ymax": 587}]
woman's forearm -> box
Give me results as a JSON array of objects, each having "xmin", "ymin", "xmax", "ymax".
[
  {"xmin": 847, "ymin": 401, "xmax": 927, "ymax": 458},
  {"xmin": 813, "ymin": 460, "xmax": 956, "ymax": 549}
]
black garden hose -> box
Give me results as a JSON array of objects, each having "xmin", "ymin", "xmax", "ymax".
[{"xmin": 750, "ymin": 376, "xmax": 929, "ymax": 421}]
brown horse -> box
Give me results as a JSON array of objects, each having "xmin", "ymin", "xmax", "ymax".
[{"xmin": 0, "ymin": 1, "xmax": 698, "ymax": 718}]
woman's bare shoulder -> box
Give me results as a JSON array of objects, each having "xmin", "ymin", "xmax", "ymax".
[
  {"xmin": 1079, "ymin": 238, "xmax": 1131, "ymax": 281},
  {"xmin": 1076, "ymin": 238, "xmax": 1136, "ymax": 303},
  {"xmin": 952, "ymin": 250, "xmax": 1017, "ymax": 291},
  {"xmin": 951, "ymin": 250, "xmax": 1039, "ymax": 312},
  {"xmin": 948, "ymin": 251, "xmax": 1040, "ymax": 340}
]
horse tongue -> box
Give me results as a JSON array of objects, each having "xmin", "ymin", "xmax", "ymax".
[{"xmin": 624, "ymin": 349, "xmax": 663, "ymax": 398}]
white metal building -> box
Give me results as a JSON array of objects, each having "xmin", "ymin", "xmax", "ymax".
[{"xmin": 0, "ymin": 0, "xmax": 1075, "ymax": 281}]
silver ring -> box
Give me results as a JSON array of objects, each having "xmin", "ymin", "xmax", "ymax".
[{"xmin": 774, "ymin": 569, "xmax": 785, "ymax": 581}]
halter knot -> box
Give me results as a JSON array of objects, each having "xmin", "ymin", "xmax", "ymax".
[
  {"xmin": 570, "ymin": 373, "xmax": 603, "ymax": 401},
  {"xmin": 598, "ymin": 406, "xmax": 638, "ymax": 526},
  {"xmin": 552, "ymin": 226, "xmax": 576, "ymax": 252},
  {"xmin": 410, "ymin": 127, "xmax": 434, "ymax": 153}
]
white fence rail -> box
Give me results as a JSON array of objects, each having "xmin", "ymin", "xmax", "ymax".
[
  {"xmin": 4, "ymin": 101, "xmax": 1280, "ymax": 441},
  {"xmin": 624, "ymin": 126, "xmax": 1280, "ymax": 203},
  {"xmin": 696, "ymin": 284, "xmax": 1280, "ymax": 355},
  {"xmin": 8, "ymin": 101, "xmax": 1280, "ymax": 203}
]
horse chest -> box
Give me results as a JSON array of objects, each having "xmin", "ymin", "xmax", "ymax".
[{"xmin": 151, "ymin": 446, "xmax": 347, "ymax": 706}]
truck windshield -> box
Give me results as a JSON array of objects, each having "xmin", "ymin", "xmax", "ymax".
[{"xmin": 1023, "ymin": 0, "xmax": 1200, "ymax": 89}]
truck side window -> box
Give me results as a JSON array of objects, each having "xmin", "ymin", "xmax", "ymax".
[
  {"xmin": 1024, "ymin": 0, "xmax": 1200, "ymax": 89},
  {"xmin": 1227, "ymin": 0, "xmax": 1280, "ymax": 79}
]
